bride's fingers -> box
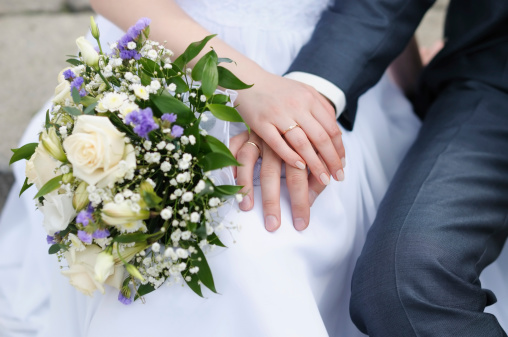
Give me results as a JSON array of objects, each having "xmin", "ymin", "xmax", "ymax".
[
  {"xmin": 314, "ymin": 94, "xmax": 346, "ymax": 169},
  {"xmin": 260, "ymin": 145, "xmax": 282, "ymax": 232},
  {"xmin": 257, "ymin": 125, "xmax": 307, "ymax": 171},
  {"xmin": 285, "ymin": 164, "xmax": 310, "ymax": 231},
  {"xmin": 295, "ymin": 115, "xmax": 343, "ymax": 182},
  {"xmin": 235, "ymin": 138, "xmax": 262, "ymax": 211},
  {"xmin": 282, "ymin": 124, "xmax": 331, "ymax": 185},
  {"xmin": 229, "ymin": 131, "xmax": 250, "ymax": 178}
]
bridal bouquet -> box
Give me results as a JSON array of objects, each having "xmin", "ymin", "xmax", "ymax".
[{"xmin": 10, "ymin": 17, "xmax": 251, "ymax": 304}]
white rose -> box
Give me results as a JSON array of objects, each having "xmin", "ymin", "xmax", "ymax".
[
  {"xmin": 94, "ymin": 251, "xmax": 115, "ymax": 283},
  {"xmin": 61, "ymin": 245, "xmax": 123, "ymax": 297},
  {"xmin": 76, "ymin": 36, "xmax": 99, "ymax": 68},
  {"xmin": 52, "ymin": 81, "xmax": 71, "ymax": 104},
  {"xmin": 39, "ymin": 191, "xmax": 76, "ymax": 236},
  {"xmin": 25, "ymin": 144, "xmax": 61, "ymax": 190},
  {"xmin": 63, "ymin": 115, "xmax": 136, "ymax": 187},
  {"xmin": 101, "ymin": 200, "xmax": 150, "ymax": 226}
]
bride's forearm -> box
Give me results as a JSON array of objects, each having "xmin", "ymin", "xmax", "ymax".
[{"xmin": 90, "ymin": 0, "xmax": 265, "ymax": 84}]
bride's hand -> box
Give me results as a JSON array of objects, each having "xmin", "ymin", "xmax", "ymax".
[
  {"xmin": 234, "ymin": 71, "xmax": 346, "ymax": 187},
  {"xmin": 230, "ymin": 131, "xmax": 327, "ymax": 231}
]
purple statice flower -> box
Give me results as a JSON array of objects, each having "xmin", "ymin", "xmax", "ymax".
[
  {"xmin": 118, "ymin": 290, "xmax": 133, "ymax": 305},
  {"xmin": 116, "ymin": 18, "xmax": 150, "ymax": 60},
  {"xmin": 70, "ymin": 77, "xmax": 87, "ymax": 97},
  {"xmin": 46, "ymin": 235, "xmax": 57, "ymax": 244},
  {"xmin": 63, "ymin": 69, "xmax": 75, "ymax": 81},
  {"xmin": 161, "ymin": 113, "xmax": 177, "ymax": 123},
  {"xmin": 77, "ymin": 230, "xmax": 93, "ymax": 244},
  {"xmin": 171, "ymin": 125, "xmax": 184, "ymax": 138},
  {"xmin": 125, "ymin": 107, "xmax": 159, "ymax": 139},
  {"xmin": 76, "ymin": 205, "xmax": 94, "ymax": 226},
  {"xmin": 119, "ymin": 49, "xmax": 141, "ymax": 60},
  {"xmin": 92, "ymin": 228, "xmax": 110, "ymax": 239}
]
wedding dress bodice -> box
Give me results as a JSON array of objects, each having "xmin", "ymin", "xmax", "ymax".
[{"xmin": 175, "ymin": 0, "xmax": 331, "ymax": 32}]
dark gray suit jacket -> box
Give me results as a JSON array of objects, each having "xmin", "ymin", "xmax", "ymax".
[{"xmin": 288, "ymin": 0, "xmax": 508, "ymax": 130}]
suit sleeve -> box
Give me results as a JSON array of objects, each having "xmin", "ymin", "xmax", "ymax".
[{"xmin": 287, "ymin": 0, "xmax": 436, "ymax": 130}]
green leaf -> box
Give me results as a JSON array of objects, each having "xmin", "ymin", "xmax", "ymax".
[
  {"xmin": 166, "ymin": 76, "xmax": 189, "ymax": 93},
  {"xmin": 199, "ymin": 152, "xmax": 240, "ymax": 172},
  {"xmin": 173, "ymin": 34, "xmax": 216, "ymax": 70},
  {"xmin": 71, "ymin": 87, "xmax": 81, "ymax": 104},
  {"xmin": 45, "ymin": 109, "xmax": 51, "ymax": 129},
  {"xmin": 34, "ymin": 174, "xmax": 63, "ymax": 199},
  {"xmin": 183, "ymin": 120, "xmax": 201, "ymax": 155},
  {"xmin": 207, "ymin": 104, "xmax": 245, "ymax": 124},
  {"xmin": 204, "ymin": 135, "xmax": 233, "ymax": 157},
  {"xmin": 183, "ymin": 269, "xmax": 204, "ymax": 297},
  {"xmin": 10, "ymin": 143, "xmax": 38, "ymax": 165},
  {"xmin": 200, "ymin": 52, "xmax": 219, "ymax": 97},
  {"xmin": 214, "ymin": 184, "xmax": 243, "ymax": 196},
  {"xmin": 208, "ymin": 232, "xmax": 226, "ymax": 248},
  {"xmin": 217, "ymin": 66, "xmax": 253, "ymax": 90},
  {"xmin": 191, "ymin": 243, "xmax": 217, "ymax": 293},
  {"xmin": 152, "ymin": 91, "xmax": 193, "ymax": 123},
  {"xmin": 134, "ymin": 283, "xmax": 156, "ymax": 300},
  {"xmin": 66, "ymin": 58, "xmax": 83, "ymax": 66},
  {"xmin": 209, "ymin": 94, "xmax": 230, "ymax": 105},
  {"xmin": 139, "ymin": 70, "xmax": 152, "ymax": 86},
  {"xmin": 80, "ymin": 96, "xmax": 98, "ymax": 107},
  {"xmin": 63, "ymin": 106, "xmax": 82, "ymax": 116},
  {"xmin": 141, "ymin": 190, "xmax": 163, "ymax": 209},
  {"xmin": 19, "ymin": 177, "xmax": 33, "ymax": 197},
  {"xmin": 83, "ymin": 102, "xmax": 98, "ymax": 115},
  {"xmin": 217, "ymin": 57, "xmax": 234, "ymax": 64},
  {"xmin": 48, "ymin": 244, "xmax": 64, "ymax": 254}
]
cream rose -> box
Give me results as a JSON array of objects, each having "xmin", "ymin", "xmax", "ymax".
[
  {"xmin": 61, "ymin": 245, "xmax": 124, "ymax": 296},
  {"xmin": 26, "ymin": 144, "xmax": 61, "ymax": 190},
  {"xmin": 39, "ymin": 191, "xmax": 76, "ymax": 236},
  {"xmin": 63, "ymin": 115, "xmax": 136, "ymax": 187},
  {"xmin": 52, "ymin": 81, "xmax": 71, "ymax": 104}
]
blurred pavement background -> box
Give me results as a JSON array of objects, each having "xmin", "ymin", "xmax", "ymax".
[{"xmin": 0, "ymin": 0, "xmax": 449, "ymax": 213}]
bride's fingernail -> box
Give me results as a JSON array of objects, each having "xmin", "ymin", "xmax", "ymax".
[
  {"xmin": 309, "ymin": 190, "xmax": 318, "ymax": 206},
  {"xmin": 320, "ymin": 173, "xmax": 330, "ymax": 185},
  {"xmin": 265, "ymin": 215, "xmax": 279, "ymax": 232},
  {"xmin": 295, "ymin": 161, "xmax": 306, "ymax": 170},
  {"xmin": 239, "ymin": 195, "xmax": 251, "ymax": 210},
  {"xmin": 294, "ymin": 218, "xmax": 306, "ymax": 231},
  {"xmin": 336, "ymin": 169, "xmax": 344, "ymax": 181},
  {"xmin": 341, "ymin": 157, "xmax": 346, "ymax": 168}
]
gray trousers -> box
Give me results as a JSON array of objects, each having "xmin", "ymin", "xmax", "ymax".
[{"xmin": 350, "ymin": 80, "xmax": 508, "ymax": 336}]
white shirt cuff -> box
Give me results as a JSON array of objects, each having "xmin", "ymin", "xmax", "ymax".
[{"xmin": 284, "ymin": 71, "xmax": 346, "ymax": 119}]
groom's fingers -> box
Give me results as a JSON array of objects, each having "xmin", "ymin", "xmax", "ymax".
[
  {"xmin": 235, "ymin": 136, "xmax": 262, "ymax": 211},
  {"xmin": 229, "ymin": 131, "xmax": 250, "ymax": 178},
  {"xmin": 260, "ymin": 145, "xmax": 282, "ymax": 232},
  {"xmin": 308, "ymin": 155, "xmax": 329, "ymax": 206},
  {"xmin": 286, "ymin": 164, "xmax": 310, "ymax": 231}
]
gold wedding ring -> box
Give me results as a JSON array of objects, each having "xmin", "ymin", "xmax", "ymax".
[
  {"xmin": 245, "ymin": 141, "xmax": 262, "ymax": 157},
  {"xmin": 282, "ymin": 124, "xmax": 301, "ymax": 136}
]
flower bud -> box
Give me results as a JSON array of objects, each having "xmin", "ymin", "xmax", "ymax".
[
  {"xmin": 101, "ymin": 201, "xmax": 150, "ymax": 226},
  {"xmin": 94, "ymin": 250, "xmax": 115, "ymax": 283},
  {"xmin": 90, "ymin": 16, "xmax": 100, "ymax": 40},
  {"xmin": 73, "ymin": 181, "xmax": 89, "ymax": 211},
  {"xmin": 125, "ymin": 263, "xmax": 145, "ymax": 282},
  {"xmin": 76, "ymin": 36, "xmax": 99, "ymax": 69},
  {"xmin": 62, "ymin": 173, "xmax": 74, "ymax": 184},
  {"xmin": 41, "ymin": 127, "xmax": 67, "ymax": 162}
]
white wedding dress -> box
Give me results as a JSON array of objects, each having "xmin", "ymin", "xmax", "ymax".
[{"xmin": 0, "ymin": 1, "xmax": 425, "ymax": 336}]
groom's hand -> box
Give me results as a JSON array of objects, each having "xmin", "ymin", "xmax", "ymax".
[{"xmin": 230, "ymin": 132, "xmax": 329, "ymax": 231}]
